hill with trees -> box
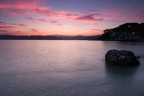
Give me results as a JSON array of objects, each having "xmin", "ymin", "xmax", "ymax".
[{"xmin": 100, "ymin": 23, "xmax": 144, "ymax": 41}]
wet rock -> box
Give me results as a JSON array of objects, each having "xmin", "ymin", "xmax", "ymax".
[{"xmin": 105, "ymin": 49, "xmax": 140, "ymax": 66}]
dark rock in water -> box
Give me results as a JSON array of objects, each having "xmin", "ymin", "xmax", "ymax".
[{"xmin": 105, "ymin": 49, "xmax": 140, "ymax": 66}]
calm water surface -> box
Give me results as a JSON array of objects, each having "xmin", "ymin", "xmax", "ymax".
[{"xmin": 0, "ymin": 40, "xmax": 144, "ymax": 96}]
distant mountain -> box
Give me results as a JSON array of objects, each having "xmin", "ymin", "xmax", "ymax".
[
  {"xmin": 100, "ymin": 23, "xmax": 144, "ymax": 41},
  {"xmin": 0, "ymin": 35, "xmax": 62, "ymax": 40},
  {"xmin": 0, "ymin": 35, "xmax": 100, "ymax": 40},
  {"xmin": 55, "ymin": 35, "xmax": 100, "ymax": 40}
]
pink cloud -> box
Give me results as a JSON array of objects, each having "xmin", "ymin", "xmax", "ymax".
[
  {"xmin": 0, "ymin": 30, "xmax": 11, "ymax": 35},
  {"xmin": 32, "ymin": 8, "xmax": 104, "ymax": 23},
  {"xmin": 0, "ymin": 21, "xmax": 11, "ymax": 24},
  {"xmin": 0, "ymin": 21, "xmax": 39, "ymax": 35},
  {"xmin": 26, "ymin": 17, "xmax": 51, "ymax": 23},
  {"xmin": 31, "ymin": 28, "xmax": 39, "ymax": 33},
  {"xmin": 25, "ymin": 17, "xmax": 36, "ymax": 21},
  {"xmin": 0, "ymin": 30, "xmax": 9, "ymax": 33},
  {"xmin": 0, "ymin": 0, "xmax": 43, "ymax": 9},
  {"xmin": 0, "ymin": 24, "xmax": 17, "ymax": 35},
  {"xmin": 8, "ymin": 9, "xmax": 28, "ymax": 15},
  {"xmin": 54, "ymin": 10, "xmax": 79, "ymax": 19},
  {"xmin": 0, "ymin": 26, "xmax": 15, "ymax": 29},
  {"xmin": 0, "ymin": 22, "xmax": 27, "ymax": 27},
  {"xmin": 0, "ymin": 21, "xmax": 16, "ymax": 29},
  {"xmin": 19, "ymin": 24, "xmax": 27, "ymax": 26},
  {"xmin": 33, "ymin": 8, "xmax": 54, "ymax": 16},
  {"xmin": 26, "ymin": 17, "xmax": 63, "ymax": 26},
  {"xmin": 48, "ymin": 20, "xmax": 63, "ymax": 26},
  {"xmin": 32, "ymin": 8, "xmax": 77, "ymax": 19},
  {"xmin": 0, "ymin": 0, "xmax": 104, "ymax": 24},
  {"xmin": 38, "ymin": 18, "xmax": 49, "ymax": 22},
  {"xmin": 0, "ymin": 0, "xmax": 105, "ymax": 26},
  {"xmin": 38, "ymin": 18, "xmax": 63, "ymax": 26},
  {"xmin": 1, "ymin": 0, "xmax": 142, "ymax": 26},
  {"xmin": 76, "ymin": 14, "xmax": 103, "ymax": 23}
]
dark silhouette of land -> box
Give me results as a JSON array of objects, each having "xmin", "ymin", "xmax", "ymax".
[
  {"xmin": 100, "ymin": 23, "xmax": 144, "ymax": 41},
  {"xmin": 0, "ymin": 35, "xmax": 100, "ymax": 40}
]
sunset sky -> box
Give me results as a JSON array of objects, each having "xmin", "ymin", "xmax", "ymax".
[{"xmin": 0, "ymin": 0, "xmax": 143, "ymax": 36}]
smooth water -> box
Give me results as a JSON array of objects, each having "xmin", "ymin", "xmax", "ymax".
[{"xmin": 0, "ymin": 40, "xmax": 144, "ymax": 96}]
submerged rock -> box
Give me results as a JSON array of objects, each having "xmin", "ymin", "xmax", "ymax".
[{"xmin": 105, "ymin": 49, "xmax": 140, "ymax": 66}]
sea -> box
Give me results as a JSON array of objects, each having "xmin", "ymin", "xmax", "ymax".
[{"xmin": 0, "ymin": 40, "xmax": 144, "ymax": 96}]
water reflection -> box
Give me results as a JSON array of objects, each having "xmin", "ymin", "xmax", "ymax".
[
  {"xmin": 104, "ymin": 64, "xmax": 140, "ymax": 96},
  {"xmin": 105, "ymin": 64, "xmax": 139, "ymax": 78}
]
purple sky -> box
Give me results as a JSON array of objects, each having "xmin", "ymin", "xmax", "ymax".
[{"xmin": 0, "ymin": 0, "xmax": 143, "ymax": 36}]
